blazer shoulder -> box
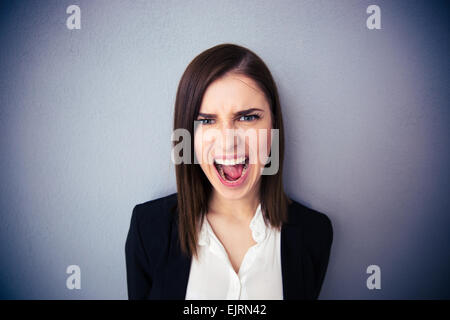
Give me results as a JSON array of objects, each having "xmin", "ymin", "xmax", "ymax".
[
  {"xmin": 131, "ymin": 193, "xmax": 178, "ymax": 230},
  {"xmin": 286, "ymin": 199, "xmax": 333, "ymax": 300},
  {"xmin": 287, "ymin": 199, "xmax": 333, "ymax": 241}
]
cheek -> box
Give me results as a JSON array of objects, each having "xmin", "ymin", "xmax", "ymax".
[
  {"xmin": 193, "ymin": 135, "xmax": 202, "ymax": 161},
  {"xmin": 254, "ymin": 127, "xmax": 272, "ymax": 166},
  {"xmin": 266, "ymin": 129, "xmax": 272, "ymax": 154},
  {"xmin": 194, "ymin": 131, "xmax": 212, "ymax": 165},
  {"xmin": 194, "ymin": 138, "xmax": 210, "ymax": 177}
]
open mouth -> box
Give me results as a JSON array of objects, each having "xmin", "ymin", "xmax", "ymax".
[{"xmin": 213, "ymin": 156, "xmax": 249, "ymax": 184}]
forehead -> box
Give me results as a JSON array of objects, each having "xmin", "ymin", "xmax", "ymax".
[{"xmin": 199, "ymin": 74, "xmax": 270, "ymax": 113}]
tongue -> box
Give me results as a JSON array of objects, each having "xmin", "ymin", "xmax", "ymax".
[{"xmin": 222, "ymin": 164, "xmax": 244, "ymax": 181}]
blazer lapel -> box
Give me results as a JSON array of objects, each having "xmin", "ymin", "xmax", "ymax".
[
  {"xmin": 162, "ymin": 215, "xmax": 192, "ymax": 299},
  {"xmin": 281, "ymin": 221, "xmax": 305, "ymax": 299}
]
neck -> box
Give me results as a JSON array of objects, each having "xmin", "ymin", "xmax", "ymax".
[{"xmin": 208, "ymin": 185, "xmax": 261, "ymax": 222}]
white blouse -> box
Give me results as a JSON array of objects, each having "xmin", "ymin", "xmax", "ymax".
[{"xmin": 185, "ymin": 203, "xmax": 283, "ymax": 300}]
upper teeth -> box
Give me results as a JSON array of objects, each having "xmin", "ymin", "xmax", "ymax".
[{"xmin": 215, "ymin": 156, "xmax": 246, "ymax": 166}]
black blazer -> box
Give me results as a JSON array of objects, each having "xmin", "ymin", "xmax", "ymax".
[{"xmin": 125, "ymin": 193, "xmax": 333, "ymax": 300}]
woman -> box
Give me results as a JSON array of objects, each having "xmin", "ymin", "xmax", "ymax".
[{"xmin": 125, "ymin": 43, "xmax": 333, "ymax": 300}]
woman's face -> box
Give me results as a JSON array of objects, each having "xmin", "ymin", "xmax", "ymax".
[{"xmin": 194, "ymin": 73, "xmax": 273, "ymax": 201}]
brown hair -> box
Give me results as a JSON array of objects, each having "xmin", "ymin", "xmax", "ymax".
[{"xmin": 172, "ymin": 43, "xmax": 291, "ymax": 258}]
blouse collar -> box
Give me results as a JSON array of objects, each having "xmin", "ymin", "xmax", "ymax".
[{"xmin": 198, "ymin": 203, "xmax": 268, "ymax": 247}]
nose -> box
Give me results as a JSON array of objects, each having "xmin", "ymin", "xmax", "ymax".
[{"xmin": 215, "ymin": 121, "xmax": 244, "ymax": 155}]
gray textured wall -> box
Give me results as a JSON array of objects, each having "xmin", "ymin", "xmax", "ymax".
[{"xmin": 0, "ymin": 0, "xmax": 448, "ymax": 299}]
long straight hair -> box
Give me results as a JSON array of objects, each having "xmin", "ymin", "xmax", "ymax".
[{"xmin": 173, "ymin": 43, "xmax": 291, "ymax": 258}]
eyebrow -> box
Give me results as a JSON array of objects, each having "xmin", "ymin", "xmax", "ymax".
[{"xmin": 197, "ymin": 108, "xmax": 264, "ymax": 118}]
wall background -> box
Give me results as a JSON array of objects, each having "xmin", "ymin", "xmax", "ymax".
[{"xmin": 0, "ymin": 0, "xmax": 448, "ymax": 299}]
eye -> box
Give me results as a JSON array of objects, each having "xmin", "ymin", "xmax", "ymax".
[
  {"xmin": 239, "ymin": 114, "xmax": 260, "ymax": 122},
  {"xmin": 198, "ymin": 118, "xmax": 215, "ymax": 125}
]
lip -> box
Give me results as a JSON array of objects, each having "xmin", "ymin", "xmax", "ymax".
[{"xmin": 213, "ymin": 160, "xmax": 250, "ymax": 188}]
